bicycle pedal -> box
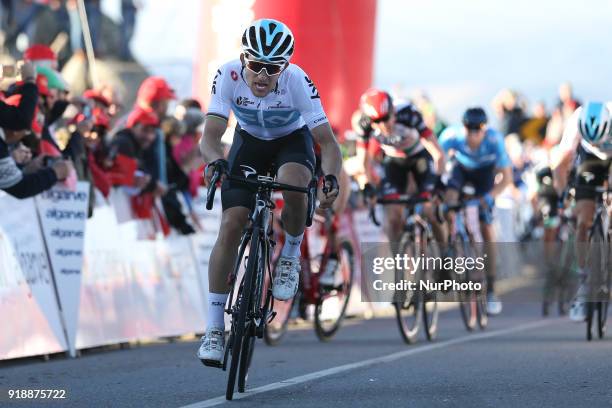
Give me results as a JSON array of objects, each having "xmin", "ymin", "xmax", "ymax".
[{"xmin": 267, "ymin": 311, "xmax": 277, "ymax": 323}]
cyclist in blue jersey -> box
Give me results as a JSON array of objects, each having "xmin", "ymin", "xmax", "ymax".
[
  {"xmin": 439, "ymin": 107, "xmax": 513, "ymax": 315},
  {"xmin": 196, "ymin": 19, "xmax": 342, "ymax": 366}
]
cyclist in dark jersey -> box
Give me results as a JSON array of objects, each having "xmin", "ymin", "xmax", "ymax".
[{"xmin": 353, "ymin": 88, "xmax": 446, "ymax": 254}]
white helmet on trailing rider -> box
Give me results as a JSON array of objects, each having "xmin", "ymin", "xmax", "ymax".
[{"xmin": 577, "ymin": 102, "xmax": 611, "ymax": 148}]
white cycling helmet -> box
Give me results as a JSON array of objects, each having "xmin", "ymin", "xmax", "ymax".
[
  {"xmin": 577, "ymin": 102, "xmax": 611, "ymax": 147},
  {"xmin": 241, "ymin": 19, "xmax": 295, "ymax": 64}
]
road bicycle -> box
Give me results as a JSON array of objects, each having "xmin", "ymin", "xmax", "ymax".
[
  {"xmin": 584, "ymin": 186, "xmax": 611, "ymax": 341},
  {"xmin": 368, "ymin": 192, "xmax": 440, "ymax": 343},
  {"xmin": 264, "ymin": 209, "xmax": 355, "ymax": 344},
  {"xmin": 445, "ymin": 184, "xmax": 488, "ymax": 331},
  {"xmin": 206, "ymin": 169, "xmax": 316, "ymax": 400}
]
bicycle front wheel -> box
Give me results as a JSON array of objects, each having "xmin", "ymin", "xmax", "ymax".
[
  {"xmin": 455, "ymin": 239, "xmax": 477, "ymax": 331},
  {"xmin": 422, "ymin": 237, "xmax": 439, "ymax": 341},
  {"xmin": 394, "ymin": 235, "xmax": 420, "ymax": 344},
  {"xmin": 226, "ymin": 229, "xmax": 260, "ymax": 400}
]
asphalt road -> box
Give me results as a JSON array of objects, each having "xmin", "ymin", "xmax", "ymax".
[{"xmin": 1, "ymin": 286, "xmax": 611, "ymax": 408}]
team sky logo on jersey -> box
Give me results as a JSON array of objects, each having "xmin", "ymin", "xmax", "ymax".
[
  {"xmin": 236, "ymin": 96, "xmax": 255, "ymax": 106},
  {"xmin": 269, "ymin": 100, "xmax": 291, "ymax": 109},
  {"xmin": 211, "ymin": 69, "xmax": 221, "ymax": 95},
  {"xmin": 232, "ymin": 104, "xmax": 300, "ymax": 128},
  {"xmin": 304, "ymin": 76, "xmax": 320, "ymax": 99}
]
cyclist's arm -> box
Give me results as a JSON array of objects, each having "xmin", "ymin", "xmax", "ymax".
[
  {"xmin": 552, "ymin": 109, "xmax": 580, "ymax": 194},
  {"xmin": 490, "ymin": 165, "xmax": 512, "ymax": 198},
  {"xmin": 420, "ymin": 134, "xmax": 445, "ymax": 174},
  {"xmin": 552, "ymin": 150, "xmax": 574, "ymax": 195},
  {"xmin": 490, "ymin": 130, "xmax": 512, "ymax": 198},
  {"xmin": 199, "ymin": 115, "xmax": 228, "ymax": 163},
  {"xmin": 289, "ymin": 66, "xmax": 341, "ymax": 178},
  {"xmin": 199, "ymin": 64, "xmax": 232, "ymax": 164},
  {"xmin": 364, "ymin": 137, "xmax": 384, "ymax": 184},
  {"xmin": 311, "ymin": 123, "xmax": 342, "ymax": 178}
]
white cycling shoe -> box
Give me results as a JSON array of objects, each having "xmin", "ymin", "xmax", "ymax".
[
  {"xmin": 273, "ymin": 256, "xmax": 300, "ymax": 301},
  {"xmin": 197, "ymin": 327, "xmax": 225, "ymax": 367},
  {"xmin": 486, "ymin": 293, "xmax": 503, "ymax": 315},
  {"xmin": 569, "ymin": 284, "xmax": 588, "ymax": 322}
]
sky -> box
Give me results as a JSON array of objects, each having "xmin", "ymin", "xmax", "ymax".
[
  {"xmin": 373, "ymin": 0, "xmax": 612, "ymax": 122},
  {"xmin": 119, "ymin": 0, "xmax": 612, "ymax": 123}
]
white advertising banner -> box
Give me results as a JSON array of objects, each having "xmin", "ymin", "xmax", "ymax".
[
  {"xmin": 77, "ymin": 198, "xmax": 135, "ymax": 349},
  {"xmin": 79, "ymin": 190, "xmax": 213, "ymax": 348},
  {"xmin": 191, "ymin": 189, "xmax": 223, "ymax": 327},
  {"xmin": 0, "ymin": 193, "xmax": 67, "ymax": 360},
  {"xmin": 35, "ymin": 182, "xmax": 90, "ymax": 357}
]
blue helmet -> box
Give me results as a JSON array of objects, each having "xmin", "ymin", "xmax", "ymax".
[
  {"xmin": 462, "ymin": 107, "xmax": 488, "ymax": 130},
  {"xmin": 241, "ymin": 19, "xmax": 295, "ymax": 64},
  {"xmin": 578, "ymin": 102, "xmax": 611, "ymax": 147}
]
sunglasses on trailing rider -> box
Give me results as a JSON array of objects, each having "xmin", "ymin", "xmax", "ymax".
[
  {"xmin": 371, "ymin": 115, "xmax": 391, "ymax": 124},
  {"xmin": 243, "ymin": 57, "xmax": 285, "ymax": 76}
]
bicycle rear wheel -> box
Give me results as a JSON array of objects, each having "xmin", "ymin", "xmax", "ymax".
[
  {"xmin": 422, "ymin": 238, "xmax": 439, "ymax": 341},
  {"xmin": 586, "ymin": 302, "xmax": 594, "ymax": 341},
  {"xmin": 585, "ymin": 216, "xmax": 608, "ymax": 341},
  {"xmin": 263, "ymin": 255, "xmax": 295, "ymax": 345},
  {"xmin": 476, "ymin": 287, "xmax": 488, "ymax": 330},
  {"xmin": 314, "ymin": 240, "xmax": 355, "ymax": 341},
  {"xmin": 455, "ymin": 239, "xmax": 477, "ymax": 331},
  {"xmin": 394, "ymin": 236, "xmax": 420, "ymax": 344},
  {"xmin": 226, "ymin": 229, "xmax": 260, "ymax": 400},
  {"xmin": 263, "ymin": 297, "xmax": 294, "ymax": 346},
  {"xmin": 598, "ymin": 301, "xmax": 609, "ymax": 339}
]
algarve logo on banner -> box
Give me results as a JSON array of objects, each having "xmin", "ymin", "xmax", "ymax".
[{"xmin": 35, "ymin": 182, "xmax": 90, "ymax": 357}]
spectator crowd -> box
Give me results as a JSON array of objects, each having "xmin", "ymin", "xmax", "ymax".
[{"xmin": 0, "ymin": 43, "xmax": 206, "ymax": 238}]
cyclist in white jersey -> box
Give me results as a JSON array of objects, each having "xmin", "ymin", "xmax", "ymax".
[
  {"xmin": 197, "ymin": 19, "xmax": 342, "ymax": 366},
  {"xmin": 553, "ymin": 101, "xmax": 612, "ymax": 321}
]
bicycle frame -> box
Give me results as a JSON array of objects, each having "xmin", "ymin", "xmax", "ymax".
[{"xmin": 225, "ymin": 180, "xmax": 276, "ymax": 340}]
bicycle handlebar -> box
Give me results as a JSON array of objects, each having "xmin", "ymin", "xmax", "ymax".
[
  {"xmin": 205, "ymin": 169, "xmax": 317, "ymax": 226},
  {"xmin": 367, "ymin": 193, "xmax": 430, "ymax": 227}
]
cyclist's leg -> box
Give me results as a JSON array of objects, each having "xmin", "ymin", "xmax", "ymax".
[
  {"xmin": 443, "ymin": 159, "xmax": 465, "ymax": 235},
  {"xmin": 410, "ymin": 150, "xmax": 446, "ymax": 245},
  {"xmin": 470, "ymin": 165, "xmax": 496, "ymax": 291},
  {"xmin": 463, "ymin": 164, "xmax": 502, "ymax": 314},
  {"xmin": 273, "ymin": 126, "xmax": 316, "ymax": 300},
  {"xmin": 574, "ymin": 155, "xmax": 608, "ymax": 272},
  {"xmin": 381, "ymin": 158, "xmax": 409, "ymax": 254},
  {"xmin": 276, "ymin": 126, "xmax": 315, "ymax": 250}
]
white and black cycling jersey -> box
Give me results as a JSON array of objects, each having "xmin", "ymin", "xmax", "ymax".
[
  {"xmin": 356, "ymin": 102, "xmax": 432, "ymax": 158},
  {"xmin": 207, "ymin": 59, "xmax": 328, "ymax": 140}
]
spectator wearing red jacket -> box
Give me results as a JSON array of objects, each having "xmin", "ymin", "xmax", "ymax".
[{"xmin": 107, "ymin": 108, "xmax": 160, "ymax": 194}]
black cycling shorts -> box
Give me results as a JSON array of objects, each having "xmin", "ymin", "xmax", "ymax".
[
  {"xmin": 221, "ymin": 125, "xmax": 316, "ymax": 210},
  {"xmin": 380, "ymin": 149, "xmax": 436, "ymax": 195},
  {"xmin": 445, "ymin": 160, "xmax": 497, "ymax": 224},
  {"xmin": 446, "ymin": 160, "xmax": 496, "ymax": 197},
  {"xmin": 574, "ymin": 146, "xmax": 611, "ymax": 201}
]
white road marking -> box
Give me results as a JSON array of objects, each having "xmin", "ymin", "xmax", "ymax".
[{"xmin": 181, "ymin": 318, "xmax": 563, "ymax": 407}]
